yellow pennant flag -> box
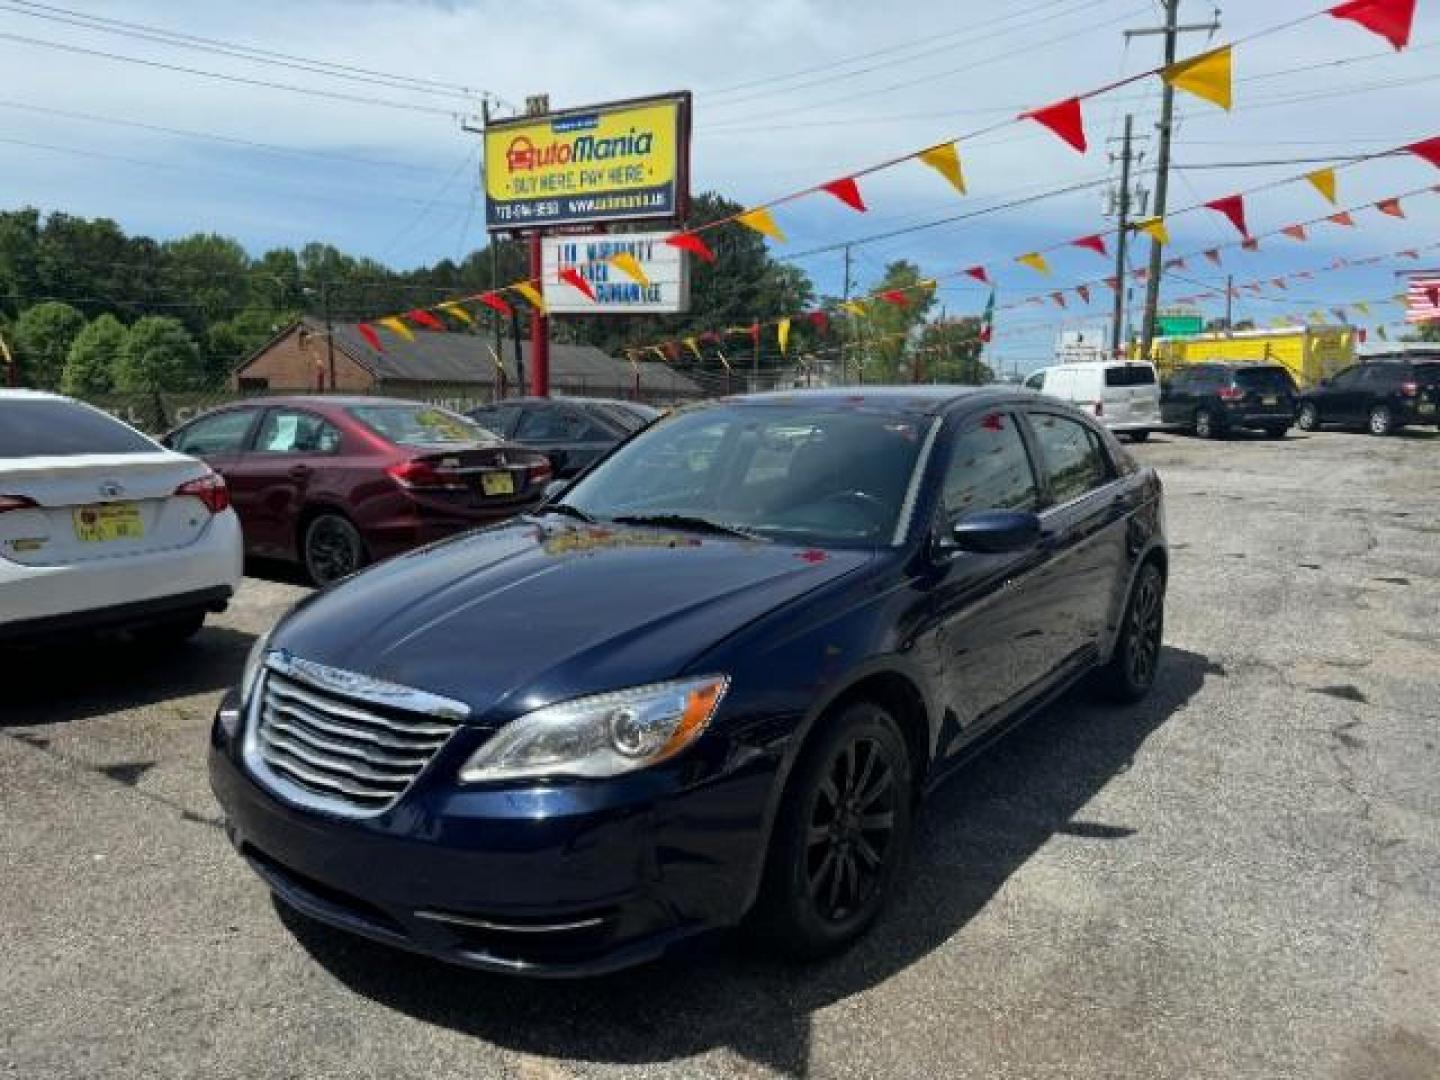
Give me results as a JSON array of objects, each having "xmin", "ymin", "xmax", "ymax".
[
  {"xmin": 607, "ymin": 251, "xmax": 651, "ymax": 288},
  {"xmin": 378, "ymin": 316, "xmax": 414, "ymax": 341},
  {"xmin": 1307, "ymin": 168, "xmax": 1338, "ymax": 205},
  {"xmin": 777, "ymin": 317, "xmax": 791, "ymax": 355},
  {"xmin": 841, "ymin": 300, "xmax": 868, "ymax": 317},
  {"xmin": 1161, "ymin": 45, "xmax": 1232, "ymax": 111},
  {"xmin": 1016, "ymin": 252, "xmax": 1051, "ymax": 276},
  {"xmin": 1135, "ymin": 217, "xmax": 1170, "ymax": 245},
  {"xmin": 684, "ymin": 337, "xmax": 702, "ymax": 359},
  {"xmin": 736, "ymin": 207, "xmax": 786, "ymax": 242},
  {"xmin": 649, "ymin": 345, "xmax": 668, "ymax": 362},
  {"xmin": 438, "ymin": 301, "xmax": 474, "ymax": 325},
  {"xmin": 917, "ymin": 142, "xmax": 967, "ymax": 196},
  {"xmin": 512, "ymin": 282, "xmax": 546, "ymax": 313}
]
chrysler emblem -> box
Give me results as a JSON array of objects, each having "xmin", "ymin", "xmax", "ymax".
[{"xmin": 99, "ymin": 480, "xmax": 125, "ymax": 499}]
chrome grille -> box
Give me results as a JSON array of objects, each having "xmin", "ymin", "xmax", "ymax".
[{"xmin": 244, "ymin": 655, "xmax": 467, "ymax": 817}]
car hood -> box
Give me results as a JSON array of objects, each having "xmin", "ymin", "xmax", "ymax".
[{"xmin": 271, "ymin": 520, "xmax": 872, "ymax": 721}]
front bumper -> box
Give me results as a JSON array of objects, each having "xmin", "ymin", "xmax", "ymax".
[{"xmin": 208, "ymin": 691, "xmax": 778, "ymax": 977}]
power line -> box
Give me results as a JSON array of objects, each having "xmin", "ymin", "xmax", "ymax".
[
  {"xmin": 0, "ymin": 0, "xmax": 500, "ymax": 105},
  {"xmin": 0, "ymin": 31, "xmax": 463, "ymax": 117}
]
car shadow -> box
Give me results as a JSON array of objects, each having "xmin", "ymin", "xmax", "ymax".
[
  {"xmin": 243, "ymin": 557, "xmax": 312, "ymax": 588},
  {"xmin": 282, "ymin": 644, "xmax": 1217, "ymax": 1076},
  {"xmin": 1, "ymin": 624, "xmax": 256, "ymax": 728}
]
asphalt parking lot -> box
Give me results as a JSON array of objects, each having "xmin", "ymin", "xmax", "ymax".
[{"xmin": 3, "ymin": 428, "xmax": 1438, "ymax": 1080}]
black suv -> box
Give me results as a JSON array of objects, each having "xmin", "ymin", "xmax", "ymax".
[
  {"xmin": 1297, "ymin": 358, "xmax": 1440, "ymax": 435},
  {"xmin": 1160, "ymin": 362, "xmax": 1298, "ymax": 439}
]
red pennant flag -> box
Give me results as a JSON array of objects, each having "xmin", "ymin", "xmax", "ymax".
[
  {"xmin": 1204, "ymin": 249, "xmax": 1223, "ymax": 266},
  {"xmin": 1272, "ymin": 278, "xmax": 1289, "ymax": 290},
  {"xmin": 1242, "ymin": 238, "xmax": 1260, "ymax": 252},
  {"xmin": 808, "ymin": 311, "xmax": 830, "ymax": 334},
  {"xmin": 1328, "ymin": 211, "xmax": 1356, "ymax": 227},
  {"xmin": 357, "ymin": 322, "xmax": 383, "ymax": 352},
  {"xmin": 1204, "ymin": 194, "xmax": 1248, "ymax": 236},
  {"xmin": 1399, "ymin": 248, "xmax": 1420, "ymax": 258},
  {"xmin": 1134, "ymin": 268, "xmax": 1149, "ymax": 282},
  {"xmin": 1376, "ymin": 197, "xmax": 1406, "ymax": 218},
  {"xmin": 559, "ymin": 267, "xmax": 597, "ymax": 301},
  {"xmin": 407, "ymin": 308, "xmax": 445, "ymax": 330},
  {"xmin": 1104, "ymin": 276, "xmax": 1120, "ymax": 291},
  {"xmin": 1282, "ymin": 224, "xmax": 1309, "ymax": 242},
  {"xmin": 1051, "ymin": 292, "xmax": 1067, "ymax": 309},
  {"xmin": 1076, "ymin": 284, "xmax": 1091, "ymax": 305},
  {"xmin": 477, "ymin": 291, "xmax": 512, "ymax": 318},
  {"xmin": 1245, "ymin": 283, "xmax": 1263, "ymax": 295},
  {"xmin": 748, "ymin": 322, "xmax": 760, "ymax": 345},
  {"xmin": 665, "ymin": 232, "xmax": 717, "ymax": 263},
  {"xmin": 1295, "ymin": 271, "xmax": 1314, "ymax": 279},
  {"xmin": 965, "ymin": 266, "xmax": 990, "ymax": 285},
  {"xmin": 1405, "ymin": 136, "xmax": 1440, "ymax": 169},
  {"xmin": 821, "ymin": 176, "xmax": 867, "ymax": 212},
  {"xmin": 881, "ymin": 290, "xmax": 909, "ymax": 307},
  {"xmin": 1020, "ymin": 96, "xmax": 1087, "ymax": 153},
  {"xmin": 1072, "ymin": 234, "xmax": 1108, "ymax": 257},
  {"xmin": 1328, "ymin": 0, "xmax": 1416, "ymax": 51}
]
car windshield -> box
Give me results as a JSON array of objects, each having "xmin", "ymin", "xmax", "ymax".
[
  {"xmin": 560, "ymin": 403, "xmax": 932, "ymax": 547},
  {"xmin": 347, "ymin": 404, "xmax": 498, "ymax": 446},
  {"xmin": 0, "ymin": 398, "xmax": 158, "ymax": 458},
  {"xmin": 1234, "ymin": 367, "xmax": 1296, "ymax": 391}
]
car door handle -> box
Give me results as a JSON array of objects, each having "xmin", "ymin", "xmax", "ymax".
[{"xmin": 288, "ymin": 464, "xmax": 313, "ymax": 479}]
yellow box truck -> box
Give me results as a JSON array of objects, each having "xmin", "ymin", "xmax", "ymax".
[{"xmin": 1146, "ymin": 326, "xmax": 1357, "ymax": 388}]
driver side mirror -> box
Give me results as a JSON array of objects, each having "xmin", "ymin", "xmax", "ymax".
[{"xmin": 942, "ymin": 510, "xmax": 1043, "ymax": 555}]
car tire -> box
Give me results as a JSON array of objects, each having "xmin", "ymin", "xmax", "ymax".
[
  {"xmin": 751, "ymin": 700, "xmax": 915, "ymax": 959},
  {"xmin": 1368, "ymin": 404, "xmax": 1394, "ymax": 437},
  {"xmin": 303, "ymin": 512, "xmax": 367, "ymax": 587},
  {"xmin": 1297, "ymin": 402, "xmax": 1321, "ymax": 432},
  {"xmin": 1096, "ymin": 561, "xmax": 1165, "ymax": 703},
  {"xmin": 1128, "ymin": 430, "xmax": 1151, "ymax": 443},
  {"xmin": 1264, "ymin": 425, "xmax": 1289, "ymax": 439},
  {"xmin": 1194, "ymin": 409, "xmax": 1221, "ymax": 440}
]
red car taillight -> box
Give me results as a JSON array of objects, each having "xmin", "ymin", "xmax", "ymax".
[
  {"xmin": 174, "ymin": 472, "xmax": 230, "ymax": 514},
  {"xmin": 0, "ymin": 494, "xmax": 38, "ymax": 513},
  {"xmin": 527, "ymin": 460, "xmax": 553, "ymax": 486},
  {"xmin": 386, "ymin": 459, "xmax": 465, "ymax": 491},
  {"xmin": 1400, "ymin": 380, "xmax": 1419, "ymax": 397},
  {"xmin": 1218, "ymin": 386, "xmax": 1245, "ymax": 401}
]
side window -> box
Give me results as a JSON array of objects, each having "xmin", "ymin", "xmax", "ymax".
[
  {"xmin": 515, "ymin": 407, "xmax": 575, "ymax": 440},
  {"xmin": 570, "ymin": 412, "xmax": 613, "ymax": 443},
  {"xmin": 253, "ymin": 409, "xmax": 342, "ymax": 454},
  {"xmin": 942, "ymin": 413, "xmax": 1039, "ymax": 520},
  {"xmin": 1328, "ymin": 367, "xmax": 1360, "ymax": 389},
  {"xmin": 1024, "ymin": 371, "xmax": 1046, "ymax": 392},
  {"xmin": 171, "ymin": 410, "xmax": 255, "ymax": 455},
  {"xmin": 1030, "ymin": 413, "xmax": 1111, "ymax": 505}
]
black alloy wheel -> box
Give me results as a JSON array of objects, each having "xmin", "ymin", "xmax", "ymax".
[
  {"xmin": 1097, "ymin": 561, "xmax": 1165, "ymax": 703},
  {"xmin": 1194, "ymin": 409, "xmax": 1220, "ymax": 440},
  {"xmin": 752, "ymin": 701, "xmax": 914, "ymax": 957},
  {"xmin": 1297, "ymin": 402, "xmax": 1321, "ymax": 432},
  {"xmin": 1368, "ymin": 404, "xmax": 1394, "ymax": 437},
  {"xmin": 304, "ymin": 513, "xmax": 366, "ymax": 586}
]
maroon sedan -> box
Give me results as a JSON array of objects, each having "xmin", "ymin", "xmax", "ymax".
[{"xmin": 165, "ymin": 397, "xmax": 551, "ymax": 584}]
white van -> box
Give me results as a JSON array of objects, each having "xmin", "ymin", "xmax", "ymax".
[{"xmin": 1023, "ymin": 361, "xmax": 1162, "ymax": 441}]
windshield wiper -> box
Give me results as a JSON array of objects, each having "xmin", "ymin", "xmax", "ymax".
[
  {"xmin": 610, "ymin": 514, "xmax": 766, "ymax": 541},
  {"xmin": 539, "ymin": 503, "xmax": 596, "ymax": 523}
]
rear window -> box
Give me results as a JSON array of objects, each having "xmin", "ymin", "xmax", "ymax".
[
  {"xmin": 0, "ymin": 398, "xmax": 158, "ymax": 458},
  {"xmin": 1412, "ymin": 362, "xmax": 1440, "ymax": 383},
  {"xmin": 1104, "ymin": 365, "xmax": 1157, "ymax": 387},
  {"xmin": 347, "ymin": 404, "xmax": 498, "ymax": 447},
  {"xmin": 1234, "ymin": 367, "xmax": 1296, "ymax": 391}
]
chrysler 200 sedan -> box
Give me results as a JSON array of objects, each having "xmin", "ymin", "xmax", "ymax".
[{"xmin": 210, "ymin": 388, "xmax": 1167, "ymax": 976}]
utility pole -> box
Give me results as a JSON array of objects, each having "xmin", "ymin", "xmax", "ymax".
[
  {"xmin": 1111, "ymin": 114, "xmax": 1135, "ymax": 360},
  {"xmin": 1130, "ymin": 2, "xmax": 1221, "ymax": 361},
  {"xmin": 322, "ymin": 282, "xmax": 336, "ymax": 390},
  {"xmin": 842, "ymin": 243, "xmax": 854, "ymax": 383},
  {"xmin": 0, "ymin": 330, "xmax": 14, "ymax": 386},
  {"xmin": 1224, "ymin": 273, "xmax": 1234, "ymax": 330}
]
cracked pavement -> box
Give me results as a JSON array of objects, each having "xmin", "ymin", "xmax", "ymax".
[{"xmin": 2, "ymin": 428, "xmax": 1438, "ymax": 1079}]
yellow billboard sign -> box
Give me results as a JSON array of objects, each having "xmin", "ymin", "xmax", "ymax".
[{"xmin": 484, "ymin": 94, "xmax": 690, "ymax": 231}]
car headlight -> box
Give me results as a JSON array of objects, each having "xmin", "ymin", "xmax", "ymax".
[
  {"xmin": 240, "ymin": 628, "xmax": 273, "ymax": 707},
  {"xmin": 458, "ymin": 675, "xmax": 730, "ymax": 784}
]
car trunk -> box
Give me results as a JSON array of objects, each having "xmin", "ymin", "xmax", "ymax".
[
  {"xmin": 0, "ymin": 453, "xmax": 212, "ymax": 567},
  {"xmin": 397, "ymin": 443, "xmax": 549, "ymax": 512},
  {"xmin": 1233, "ymin": 369, "xmax": 1296, "ymax": 414},
  {"xmin": 1104, "ymin": 366, "xmax": 1159, "ymax": 424}
]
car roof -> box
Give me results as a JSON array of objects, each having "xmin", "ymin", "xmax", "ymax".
[
  {"xmin": 718, "ymin": 386, "xmax": 1028, "ymax": 417},
  {"xmin": 0, "ymin": 388, "xmax": 66, "ymax": 401}
]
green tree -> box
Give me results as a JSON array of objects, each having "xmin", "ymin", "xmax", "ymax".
[
  {"xmin": 114, "ymin": 316, "xmax": 201, "ymax": 392},
  {"xmin": 855, "ymin": 261, "xmax": 937, "ymax": 382},
  {"xmin": 918, "ymin": 317, "xmax": 991, "ymax": 385},
  {"xmin": 61, "ymin": 312, "xmax": 127, "ymax": 395},
  {"xmin": 1415, "ymin": 322, "xmax": 1440, "ymax": 343},
  {"xmin": 206, "ymin": 306, "xmax": 292, "ymax": 385},
  {"xmin": 12, "ymin": 301, "xmax": 87, "ymax": 388}
]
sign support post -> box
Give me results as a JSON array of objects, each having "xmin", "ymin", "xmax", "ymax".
[{"xmin": 529, "ymin": 230, "xmax": 549, "ymax": 397}]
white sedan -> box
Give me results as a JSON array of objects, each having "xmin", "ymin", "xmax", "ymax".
[{"xmin": 0, "ymin": 389, "xmax": 243, "ymax": 643}]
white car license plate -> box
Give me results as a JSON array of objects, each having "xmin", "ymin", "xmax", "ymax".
[{"xmin": 1262, "ymin": 395, "xmax": 1278, "ymax": 405}]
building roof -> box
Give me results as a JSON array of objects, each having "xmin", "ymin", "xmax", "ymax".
[{"xmin": 277, "ymin": 318, "xmax": 701, "ymax": 395}]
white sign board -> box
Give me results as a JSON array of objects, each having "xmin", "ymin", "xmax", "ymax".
[{"xmin": 542, "ymin": 232, "xmax": 690, "ymax": 314}]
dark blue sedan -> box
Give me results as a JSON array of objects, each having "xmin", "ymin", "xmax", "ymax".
[{"xmin": 209, "ymin": 388, "xmax": 1167, "ymax": 976}]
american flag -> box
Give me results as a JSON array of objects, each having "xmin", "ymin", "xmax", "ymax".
[{"xmin": 1406, "ymin": 272, "xmax": 1440, "ymax": 323}]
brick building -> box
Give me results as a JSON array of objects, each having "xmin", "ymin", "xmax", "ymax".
[{"xmin": 232, "ymin": 317, "xmax": 701, "ymax": 404}]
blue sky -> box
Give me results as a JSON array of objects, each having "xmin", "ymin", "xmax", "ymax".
[{"xmin": 3, "ymin": 0, "xmax": 1439, "ymax": 370}]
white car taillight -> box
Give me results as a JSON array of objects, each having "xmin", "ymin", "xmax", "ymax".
[
  {"xmin": 174, "ymin": 472, "xmax": 231, "ymax": 514},
  {"xmin": 0, "ymin": 495, "xmax": 38, "ymax": 513}
]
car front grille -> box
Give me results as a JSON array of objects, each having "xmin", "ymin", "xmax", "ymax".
[{"xmin": 245, "ymin": 658, "xmax": 466, "ymax": 817}]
